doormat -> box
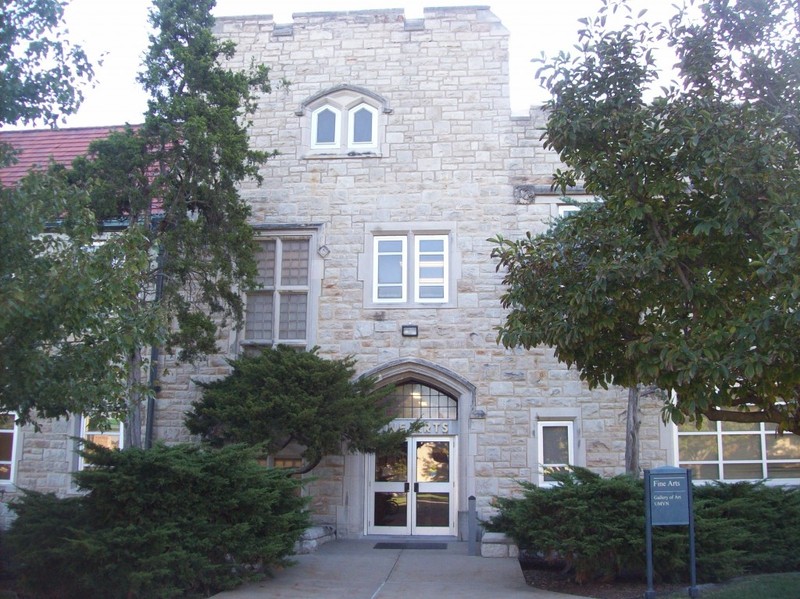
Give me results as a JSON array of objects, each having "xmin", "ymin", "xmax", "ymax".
[{"xmin": 373, "ymin": 542, "xmax": 448, "ymax": 550}]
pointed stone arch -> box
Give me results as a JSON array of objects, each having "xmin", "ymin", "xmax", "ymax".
[
  {"xmin": 360, "ymin": 357, "xmax": 477, "ymax": 418},
  {"xmin": 295, "ymin": 84, "xmax": 393, "ymax": 116}
]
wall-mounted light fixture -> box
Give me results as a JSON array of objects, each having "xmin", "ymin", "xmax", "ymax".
[{"xmin": 401, "ymin": 324, "xmax": 419, "ymax": 337}]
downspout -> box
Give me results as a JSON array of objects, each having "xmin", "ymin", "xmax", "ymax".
[{"xmin": 144, "ymin": 239, "xmax": 166, "ymax": 449}]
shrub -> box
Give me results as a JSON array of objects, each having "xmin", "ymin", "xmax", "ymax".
[
  {"xmin": 692, "ymin": 482, "xmax": 800, "ymax": 580},
  {"xmin": 487, "ymin": 468, "xmax": 800, "ymax": 585},
  {"xmin": 488, "ymin": 468, "xmax": 652, "ymax": 583},
  {"xmin": 6, "ymin": 443, "xmax": 310, "ymax": 598}
]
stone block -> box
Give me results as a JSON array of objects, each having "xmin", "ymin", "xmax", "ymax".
[{"xmin": 480, "ymin": 532, "xmax": 519, "ymax": 558}]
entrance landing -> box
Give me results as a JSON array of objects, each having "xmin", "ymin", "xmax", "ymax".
[{"xmin": 212, "ymin": 539, "xmax": 585, "ymax": 598}]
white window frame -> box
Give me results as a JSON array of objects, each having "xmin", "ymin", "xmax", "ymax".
[
  {"xmin": 373, "ymin": 236, "xmax": 407, "ymax": 303},
  {"xmin": 536, "ymin": 420, "xmax": 575, "ymax": 487},
  {"xmin": 371, "ymin": 233, "xmax": 451, "ymax": 306},
  {"xmin": 414, "ymin": 234, "xmax": 449, "ymax": 304},
  {"xmin": 676, "ymin": 421, "xmax": 800, "ymax": 483},
  {"xmin": 557, "ymin": 204, "xmax": 581, "ymax": 217},
  {"xmin": 1, "ymin": 413, "xmax": 18, "ymax": 485},
  {"xmin": 311, "ymin": 105, "xmax": 341, "ymax": 149},
  {"xmin": 78, "ymin": 415, "xmax": 124, "ymax": 471},
  {"xmin": 348, "ymin": 103, "xmax": 378, "ymax": 149}
]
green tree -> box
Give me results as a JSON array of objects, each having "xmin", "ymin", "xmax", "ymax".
[
  {"xmin": 0, "ymin": 169, "xmax": 159, "ymax": 424},
  {"xmin": 0, "ymin": 0, "xmax": 136, "ymax": 424},
  {"xmin": 66, "ymin": 0, "xmax": 276, "ymax": 447},
  {"xmin": 1, "ymin": 0, "xmax": 275, "ymax": 443},
  {"xmin": 185, "ymin": 346, "xmax": 412, "ymax": 474},
  {"xmin": 492, "ymin": 0, "xmax": 800, "ymax": 433},
  {"xmin": 0, "ymin": 0, "xmax": 94, "ymax": 128}
]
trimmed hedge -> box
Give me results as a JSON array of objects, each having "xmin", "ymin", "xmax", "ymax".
[
  {"xmin": 6, "ymin": 443, "xmax": 310, "ymax": 598},
  {"xmin": 487, "ymin": 467, "xmax": 800, "ymax": 584}
]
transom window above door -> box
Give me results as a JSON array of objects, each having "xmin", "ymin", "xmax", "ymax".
[{"xmin": 388, "ymin": 382, "xmax": 458, "ymax": 420}]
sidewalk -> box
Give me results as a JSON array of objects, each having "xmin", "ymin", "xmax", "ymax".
[{"xmin": 212, "ymin": 538, "xmax": 589, "ymax": 599}]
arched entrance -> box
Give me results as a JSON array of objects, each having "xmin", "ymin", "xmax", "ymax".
[{"xmin": 359, "ymin": 359, "xmax": 476, "ymax": 537}]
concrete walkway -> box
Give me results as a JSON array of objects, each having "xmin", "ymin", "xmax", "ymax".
[{"xmin": 212, "ymin": 538, "xmax": 588, "ymax": 599}]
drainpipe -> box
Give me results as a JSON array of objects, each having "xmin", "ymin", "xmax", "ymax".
[{"xmin": 144, "ymin": 243, "xmax": 165, "ymax": 450}]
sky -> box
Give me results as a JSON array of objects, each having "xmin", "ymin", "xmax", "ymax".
[{"xmin": 55, "ymin": 0, "xmax": 672, "ymax": 128}]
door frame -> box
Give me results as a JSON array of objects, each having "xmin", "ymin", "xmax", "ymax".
[{"xmin": 366, "ymin": 435, "xmax": 458, "ymax": 536}]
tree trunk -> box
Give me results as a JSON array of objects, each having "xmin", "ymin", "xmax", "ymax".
[
  {"xmin": 125, "ymin": 346, "xmax": 143, "ymax": 449},
  {"xmin": 625, "ymin": 385, "xmax": 641, "ymax": 476}
]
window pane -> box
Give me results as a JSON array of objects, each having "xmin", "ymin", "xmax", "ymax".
[
  {"xmin": 767, "ymin": 463, "xmax": 800, "ymax": 479},
  {"xmin": 678, "ymin": 420, "xmax": 717, "ymax": 432},
  {"xmin": 374, "ymin": 492, "xmax": 407, "ymax": 527},
  {"xmin": 418, "ymin": 285, "xmax": 445, "ymax": 299},
  {"xmin": 415, "ymin": 493, "xmax": 449, "ymax": 527},
  {"xmin": 316, "ymin": 108, "xmax": 337, "ymax": 144},
  {"xmin": 543, "ymin": 466, "xmax": 570, "ymax": 482},
  {"xmin": 419, "ymin": 239, "xmax": 444, "ymax": 253},
  {"xmin": 679, "ymin": 435, "xmax": 718, "ymax": 461},
  {"xmin": 0, "ymin": 414, "xmax": 14, "ymax": 430},
  {"xmin": 352, "ymin": 107, "xmax": 373, "ymax": 143},
  {"xmin": 682, "ymin": 463, "xmax": 719, "ymax": 480},
  {"xmin": 377, "ymin": 285, "xmax": 403, "ymax": 299},
  {"xmin": 278, "ymin": 293, "xmax": 307, "ymax": 339},
  {"xmin": 722, "ymin": 435, "xmax": 761, "ymax": 460},
  {"xmin": 377, "ymin": 254, "xmax": 403, "ymax": 284},
  {"xmin": 766, "ymin": 434, "xmax": 800, "ymax": 460},
  {"xmin": 416, "ymin": 441, "xmax": 449, "ymax": 483},
  {"xmin": 255, "ymin": 240, "xmax": 276, "ymax": 286},
  {"xmin": 0, "ymin": 434, "xmax": 12, "ymax": 462},
  {"xmin": 419, "ymin": 266, "xmax": 444, "ymax": 279},
  {"xmin": 723, "ymin": 463, "xmax": 764, "ymax": 480},
  {"xmin": 721, "ymin": 421, "xmax": 760, "ymax": 432},
  {"xmin": 378, "ymin": 239, "xmax": 403, "ymax": 253},
  {"xmin": 281, "ymin": 239, "xmax": 310, "ymax": 286},
  {"xmin": 245, "ymin": 293, "xmax": 274, "ymax": 340},
  {"xmin": 542, "ymin": 426, "xmax": 570, "ymax": 465}
]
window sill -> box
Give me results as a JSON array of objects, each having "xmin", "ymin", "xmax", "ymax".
[
  {"xmin": 302, "ymin": 151, "xmax": 382, "ymax": 160},
  {"xmin": 365, "ymin": 301, "xmax": 457, "ymax": 310}
]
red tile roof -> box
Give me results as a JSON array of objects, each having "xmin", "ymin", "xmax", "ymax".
[{"xmin": 0, "ymin": 126, "xmax": 131, "ymax": 187}]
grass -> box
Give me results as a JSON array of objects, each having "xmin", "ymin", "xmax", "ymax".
[{"xmin": 662, "ymin": 572, "xmax": 800, "ymax": 599}]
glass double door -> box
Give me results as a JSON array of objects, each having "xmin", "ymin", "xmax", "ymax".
[{"xmin": 367, "ymin": 436, "xmax": 456, "ymax": 536}]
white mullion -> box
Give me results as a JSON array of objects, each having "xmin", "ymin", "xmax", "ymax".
[{"xmin": 273, "ymin": 239, "xmax": 284, "ymax": 345}]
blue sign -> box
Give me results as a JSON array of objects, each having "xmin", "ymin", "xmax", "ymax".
[{"xmin": 649, "ymin": 467, "xmax": 690, "ymax": 526}]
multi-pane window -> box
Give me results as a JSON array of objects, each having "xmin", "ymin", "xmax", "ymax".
[
  {"xmin": 1, "ymin": 413, "xmax": 17, "ymax": 483},
  {"xmin": 79, "ymin": 416, "xmax": 123, "ymax": 470},
  {"xmin": 537, "ymin": 421, "xmax": 574, "ymax": 486},
  {"xmin": 310, "ymin": 101, "xmax": 378, "ymax": 151},
  {"xmin": 389, "ymin": 382, "xmax": 458, "ymax": 420},
  {"xmin": 245, "ymin": 237, "xmax": 311, "ymax": 347},
  {"xmin": 678, "ymin": 420, "xmax": 800, "ymax": 482},
  {"xmin": 373, "ymin": 234, "xmax": 449, "ymax": 304}
]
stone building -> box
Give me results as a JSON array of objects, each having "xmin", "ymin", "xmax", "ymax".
[
  {"xmin": 4, "ymin": 6, "xmax": 795, "ymax": 535},
  {"xmin": 161, "ymin": 5, "xmax": 673, "ymax": 537}
]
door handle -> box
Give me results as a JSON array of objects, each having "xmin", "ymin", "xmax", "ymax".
[
  {"xmin": 414, "ymin": 482, "xmax": 419, "ymax": 493},
  {"xmin": 404, "ymin": 482, "xmax": 409, "ymax": 493}
]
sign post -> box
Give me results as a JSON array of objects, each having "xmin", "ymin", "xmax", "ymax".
[{"xmin": 644, "ymin": 466, "xmax": 698, "ymax": 598}]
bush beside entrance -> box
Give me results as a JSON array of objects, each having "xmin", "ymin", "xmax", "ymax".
[
  {"xmin": 487, "ymin": 467, "xmax": 800, "ymax": 585},
  {"xmin": 5, "ymin": 443, "xmax": 310, "ymax": 598}
]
